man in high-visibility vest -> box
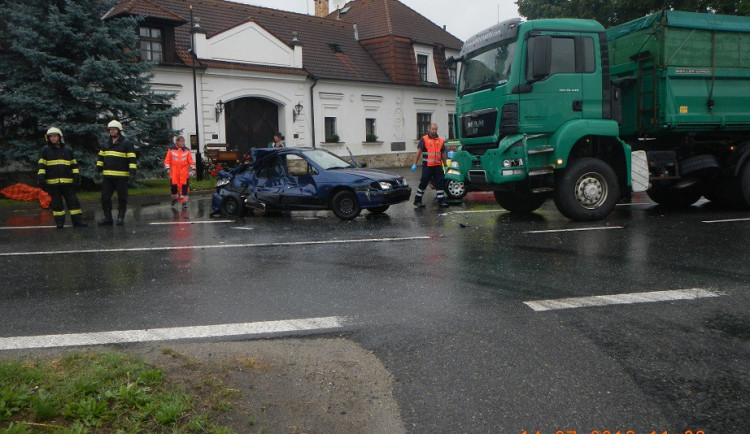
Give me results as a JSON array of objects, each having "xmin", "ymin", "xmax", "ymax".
[
  {"xmin": 411, "ymin": 123, "xmax": 448, "ymax": 208},
  {"xmin": 96, "ymin": 120, "xmax": 137, "ymax": 226},
  {"xmin": 37, "ymin": 127, "xmax": 87, "ymax": 228},
  {"xmin": 164, "ymin": 136, "xmax": 196, "ymax": 208}
]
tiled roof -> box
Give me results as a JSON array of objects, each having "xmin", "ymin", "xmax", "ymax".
[
  {"xmin": 114, "ymin": 0, "xmax": 392, "ymax": 83},
  {"xmin": 103, "ymin": 0, "xmax": 186, "ymax": 23},
  {"xmin": 359, "ymin": 36, "xmax": 419, "ymax": 86},
  {"xmin": 331, "ymin": 0, "xmax": 463, "ymax": 50}
]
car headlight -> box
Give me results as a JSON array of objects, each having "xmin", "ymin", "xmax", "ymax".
[
  {"xmin": 378, "ymin": 181, "xmax": 393, "ymax": 190},
  {"xmin": 216, "ymin": 178, "xmax": 230, "ymax": 188}
]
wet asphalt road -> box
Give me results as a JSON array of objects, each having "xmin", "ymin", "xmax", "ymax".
[{"xmin": 1, "ymin": 167, "xmax": 749, "ymax": 433}]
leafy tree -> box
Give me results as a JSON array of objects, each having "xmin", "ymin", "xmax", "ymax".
[
  {"xmin": 516, "ymin": 0, "xmax": 749, "ymax": 27},
  {"xmin": 0, "ymin": 0, "xmax": 182, "ymax": 178}
]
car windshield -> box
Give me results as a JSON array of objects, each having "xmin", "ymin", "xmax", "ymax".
[
  {"xmin": 459, "ymin": 39, "xmax": 516, "ymax": 96},
  {"xmin": 301, "ymin": 149, "xmax": 353, "ymax": 170}
]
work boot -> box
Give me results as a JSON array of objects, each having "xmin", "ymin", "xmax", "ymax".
[
  {"xmin": 98, "ymin": 210, "xmax": 113, "ymax": 226},
  {"xmin": 116, "ymin": 210, "xmax": 125, "ymax": 226},
  {"xmin": 171, "ymin": 199, "xmax": 177, "ymax": 207},
  {"xmin": 181, "ymin": 201, "xmax": 188, "ymax": 210},
  {"xmin": 72, "ymin": 215, "xmax": 88, "ymax": 228},
  {"xmin": 413, "ymin": 199, "xmax": 425, "ymax": 208},
  {"xmin": 438, "ymin": 201, "xmax": 450, "ymax": 208},
  {"xmin": 55, "ymin": 217, "xmax": 65, "ymax": 229}
]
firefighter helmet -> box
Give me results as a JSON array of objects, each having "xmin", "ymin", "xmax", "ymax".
[
  {"xmin": 107, "ymin": 120, "xmax": 123, "ymax": 131},
  {"xmin": 46, "ymin": 127, "xmax": 63, "ymax": 138}
]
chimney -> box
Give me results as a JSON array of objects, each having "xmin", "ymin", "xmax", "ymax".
[
  {"xmin": 190, "ymin": 16, "xmax": 208, "ymax": 58},
  {"xmin": 315, "ymin": 0, "xmax": 329, "ymax": 17},
  {"xmin": 291, "ymin": 32, "xmax": 303, "ymax": 68}
]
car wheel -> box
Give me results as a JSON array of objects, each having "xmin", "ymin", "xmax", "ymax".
[
  {"xmin": 445, "ymin": 179, "xmax": 467, "ymax": 200},
  {"xmin": 220, "ymin": 196, "xmax": 244, "ymax": 217},
  {"xmin": 726, "ymin": 162, "xmax": 750, "ymax": 210},
  {"xmin": 331, "ymin": 190, "xmax": 361, "ymax": 220},
  {"xmin": 493, "ymin": 190, "xmax": 546, "ymax": 213},
  {"xmin": 553, "ymin": 158, "xmax": 619, "ymax": 221},
  {"xmin": 366, "ymin": 205, "xmax": 390, "ymax": 214}
]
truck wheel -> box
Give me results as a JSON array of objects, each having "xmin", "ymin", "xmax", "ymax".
[
  {"xmin": 331, "ymin": 190, "xmax": 361, "ymax": 220},
  {"xmin": 493, "ymin": 190, "xmax": 546, "ymax": 213},
  {"xmin": 680, "ymin": 154, "xmax": 720, "ymax": 177},
  {"xmin": 553, "ymin": 158, "xmax": 619, "ymax": 221},
  {"xmin": 726, "ymin": 162, "xmax": 750, "ymax": 210},
  {"xmin": 445, "ymin": 179, "xmax": 467, "ymax": 200},
  {"xmin": 647, "ymin": 184, "xmax": 702, "ymax": 207}
]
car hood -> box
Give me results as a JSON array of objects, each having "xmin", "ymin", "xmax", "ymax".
[{"xmin": 326, "ymin": 167, "xmax": 402, "ymax": 181}]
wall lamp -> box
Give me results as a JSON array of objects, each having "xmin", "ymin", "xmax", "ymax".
[
  {"xmin": 292, "ymin": 102, "xmax": 303, "ymax": 122},
  {"xmin": 215, "ymin": 99, "xmax": 225, "ymax": 122}
]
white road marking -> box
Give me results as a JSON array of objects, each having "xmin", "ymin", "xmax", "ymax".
[
  {"xmin": 0, "ymin": 225, "xmax": 57, "ymax": 230},
  {"xmin": 0, "ymin": 316, "xmax": 346, "ymax": 351},
  {"xmin": 232, "ymin": 227, "xmax": 254, "ymax": 230},
  {"xmin": 439, "ymin": 210, "xmax": 505, "ymax": 216},
  {"xmin": 524, "ymin": 226, "xmax": 624, "ymax": 234},
  {"xmin": 616, "ymin": 202, "xmax": 651, "ymax": 206},
  {"xmin": 0, "ymin": 236, "xmax": 430, "ymax": 257},
  {"xmin": 702, "ymin": 217, "xmax": 750, "ymax": 224},
  {"xmin": 149, "ymin": 220, "xmax": 234, "ymax": 225},
  {"xmin": 524, "ymin": 288, "xmax": 722, "ymax": 312}
]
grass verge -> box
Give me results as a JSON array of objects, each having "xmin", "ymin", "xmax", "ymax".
[{"xmin": 0, "ymin": 351, "xmax": 237, "ymax": 433}]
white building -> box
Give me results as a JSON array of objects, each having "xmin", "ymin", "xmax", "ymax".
[{"xmin": 104, "ymin": 0, "xmax": 463, "ymax": 166}]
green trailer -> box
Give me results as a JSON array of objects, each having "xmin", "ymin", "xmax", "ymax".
[{"xmin": 446, "ymin": 10, "xmax": 750, "ymax": 220}]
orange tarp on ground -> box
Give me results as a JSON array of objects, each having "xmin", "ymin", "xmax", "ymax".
[{"xmin": 0, "ymin": 183, "xmax": 51, "ymax": 208}]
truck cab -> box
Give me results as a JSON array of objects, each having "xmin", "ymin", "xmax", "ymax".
[{"xmin": 447, "ymin": 18, "xmax": 635, "ymax": 221}]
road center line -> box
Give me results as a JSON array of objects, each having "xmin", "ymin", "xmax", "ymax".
[
  {"xmin": 149, "ymin": 220, "xmax": 235, "ymax": 225},
  {"xmin": 524, "ymin": 288, "xmax": 722, "ymax": 312},
  {"xmin": 702, "ymin": 217, "xmax": 750, "ymax": 224},
  {"xmin": 524, "ymin": 226, "xmax": 624, "ymax": 234},
  {"xmin": 0, "ymin": 316, "xmax": 346, "ymax": 351},
  {"xmin": 0, "ymin": 225, "xmax": 57, "ymax": 230},
  {"xmin": 0, "ymin": 236, "xmax": 431, "ymax": 257}
]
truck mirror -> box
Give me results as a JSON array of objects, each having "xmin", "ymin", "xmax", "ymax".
[
  {"xmin": 531, "ymin": 36, "xmax": 552, "ymax": 80},
  {"xmin": 445, "ymin": 56, "xmax": 457, "ymax": 68}
]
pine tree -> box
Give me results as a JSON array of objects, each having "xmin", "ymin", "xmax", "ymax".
[{"xmin": 0, "ymin": 0, "xmax": 182, "ymax": 178}]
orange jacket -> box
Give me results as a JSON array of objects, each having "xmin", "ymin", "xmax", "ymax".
[
  {"xmin": 164, "ymin": 146, "xmax": 195, "ymax": 186},
  {"xmin": 422, "ymin": 135, "xmax": 444, "ymax": 167}
]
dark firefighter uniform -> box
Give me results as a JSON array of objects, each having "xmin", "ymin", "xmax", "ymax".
[
  {"xmin": 97, "ymin": 134, "xmax": 137, "ymax": 225},
  {"xmin": 414, "ymin": 134, "xmax": 447, "ymax": 206},
  {"xmin": 37, "ymin": 131, "xmax": 86, "ymax": 228}
]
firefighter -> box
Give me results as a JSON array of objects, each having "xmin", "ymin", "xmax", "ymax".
[
  {"xmin": 37, "ymin": 127, "xmax": 87, "ymax": 228},
  {"xmin": 164, "ymin": 136, "xmax": 196, "ymax": 209},
  {"xmin": 96, "ymin": 120, "xmax": 137, "ymax": 226},
  {"xmin": 411, "ymin": 123, "xmax": 449, "ymax": 208}
]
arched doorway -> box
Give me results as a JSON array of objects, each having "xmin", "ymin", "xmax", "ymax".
[{"xmin": 225, "ymin": 97, "xmax": 279, "ymax": 158}]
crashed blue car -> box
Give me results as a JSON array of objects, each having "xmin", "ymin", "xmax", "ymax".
[{"xmin": 211, "ymin": 147, "xmax": 411, "ymax": 220}]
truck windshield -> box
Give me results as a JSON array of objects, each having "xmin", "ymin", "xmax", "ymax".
[{"xmin": 459, "ymin": 40, "xmax": 516, "ymax": 97}]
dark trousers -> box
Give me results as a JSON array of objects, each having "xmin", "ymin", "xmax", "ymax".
[
  {"xmin": 415, "ymin": 165, "xmax": 446, "ymax": 203},
  {"xmin": 101, "ymin": 177, "xmax": 128, "ymax": 219},
  {"xmin": 49, "ymin": 184, "xmax": 83, "ymax": 224}
]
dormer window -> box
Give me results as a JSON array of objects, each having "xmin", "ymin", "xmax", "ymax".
[
  {"xmin": 448, "ymin": 65, "xmax": 457, "ymax": 85},
  {"xmin": 139, "ymin": 27, "xmax": 163, "ymax": 62},
  {"xmin": 417, "ymin": 54, "xmax": 428, "ymax": 82}
]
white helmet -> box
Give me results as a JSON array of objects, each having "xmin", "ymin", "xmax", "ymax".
[
  {"xmin": 107, "ymin": 120, "xmax": 123, "ymax": 131},
  {"xmin": 46, "ymin": 127, "xmax": 63, "ymax": 138}
]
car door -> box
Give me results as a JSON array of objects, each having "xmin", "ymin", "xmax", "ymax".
[
  {"xmin": 280, "ymin": 154, "xmax": 324, "ymax": 208},
  {"xmin": 253, "ymin": 156, "xmax": 285, "ymax": 206}
]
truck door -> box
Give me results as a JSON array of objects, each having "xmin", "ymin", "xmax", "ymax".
[{"xmin": 518, "ymin": 33, "xmax": 589, "ymax": 133}]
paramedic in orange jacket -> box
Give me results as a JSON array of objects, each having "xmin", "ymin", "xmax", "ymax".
[{"xmin": 164, "ymin": 136, "xmax": 195, "ymax": 208}]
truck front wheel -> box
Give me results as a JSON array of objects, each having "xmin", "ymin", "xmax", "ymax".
[
  {"xmin": 553, "ymin": 158, "xmax": 619, "ymax": 221},
  {"xmin": 727, "ymin": 162, "xmax": 750, "ymax": 210},
  {"xmin": 493, "ymin": 190, "xmax": 546, "ymax": 213}
]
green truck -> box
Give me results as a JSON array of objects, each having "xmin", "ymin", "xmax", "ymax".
[{"xmin": 445, "ymin": 10, "xmax": 750, "ymax": 221}]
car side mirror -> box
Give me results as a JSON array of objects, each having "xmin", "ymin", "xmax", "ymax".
[{"xmin": 531, "ymin": 35, "xmax": 552, "ymax": 81}]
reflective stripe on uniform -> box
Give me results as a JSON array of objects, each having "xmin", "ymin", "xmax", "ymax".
[
  {"xmin": 69, "ymin": 209, "xmax": 82, "ymax": 215},
  {"xmin": 128, "ymin": 163, "xmax": 137, "ymax": 169},
  {"xmin": 127, "ymin": 153, "xmax": 136, "ymax": 158},
  {"xmin": 52, "ymin": 210, "xmax": 66, "ymax": 216},
  {"xmin": 103, "ymin": 170, "xmax": 130, "ymax": 177},
  {"xmin": 101, "ymin": 151, "xmax": 129, "ymax": 158},
  {"xmin": 46, "ymin": 159, "xmax": 72, "ymax": 166},
  {"xmin": 96, "ymin": 161, "xmax": 104, "ymax": 167},
  {"xmin": 46, "ymin": 178, "xmax": 74, "ymax": 184},
  {"xmin": 38, "ymin": 159, "xmax": 47, "ymax": 165},
  {"xmin": 37, "ymin": 169, "xmax": 46, "ymax": 175},
  {"xmin": 72, "ymin": 168, "xmax": 80, "ymax": 174}
]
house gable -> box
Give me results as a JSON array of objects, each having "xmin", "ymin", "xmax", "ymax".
[{"xmin": 207, "ymin": 21, "xmax": 294, "ymax": 67}]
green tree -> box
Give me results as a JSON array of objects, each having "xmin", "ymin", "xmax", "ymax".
[
  {"xmin": 0, "ymin": 0, "xmax": 182, "ymax": 178},
  {"xmin": 516, "ymin": 0, "xmax": 750, "ymax": 27}
]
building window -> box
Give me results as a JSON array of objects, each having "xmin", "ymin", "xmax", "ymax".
[
  {"xmin": 448, "ymin": 114, "xmax": 455, "ymax": 140},
  {"xmin": 417, "ymin": 113, "xmax": 431, "ymax": 139},
  {"xmin": 365, "ymin": 118, "xmax": 377, "ymax": 142},
  {"xmin": 325, "ymin": 117, "xmax": 338, "ymax": 142},
  {"xmin": 417, "ymin": 54, "xmax": 428, "ymax": 82},
  {"xmin": 448, "ymin": 66, "xmax": 457, "ymax": 85},
  {"xmin": 139, "ymin": 27, "xmax": 163, "ymax": 62}
]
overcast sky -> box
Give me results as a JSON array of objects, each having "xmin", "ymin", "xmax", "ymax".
[{"xmin": 230, "ymin": 0, "xmax": 520, "ymax": 41}]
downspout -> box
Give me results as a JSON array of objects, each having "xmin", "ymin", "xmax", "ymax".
[{"xmin": 309, "ymin": 75, "xmax": 319, "ymax": 148}]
